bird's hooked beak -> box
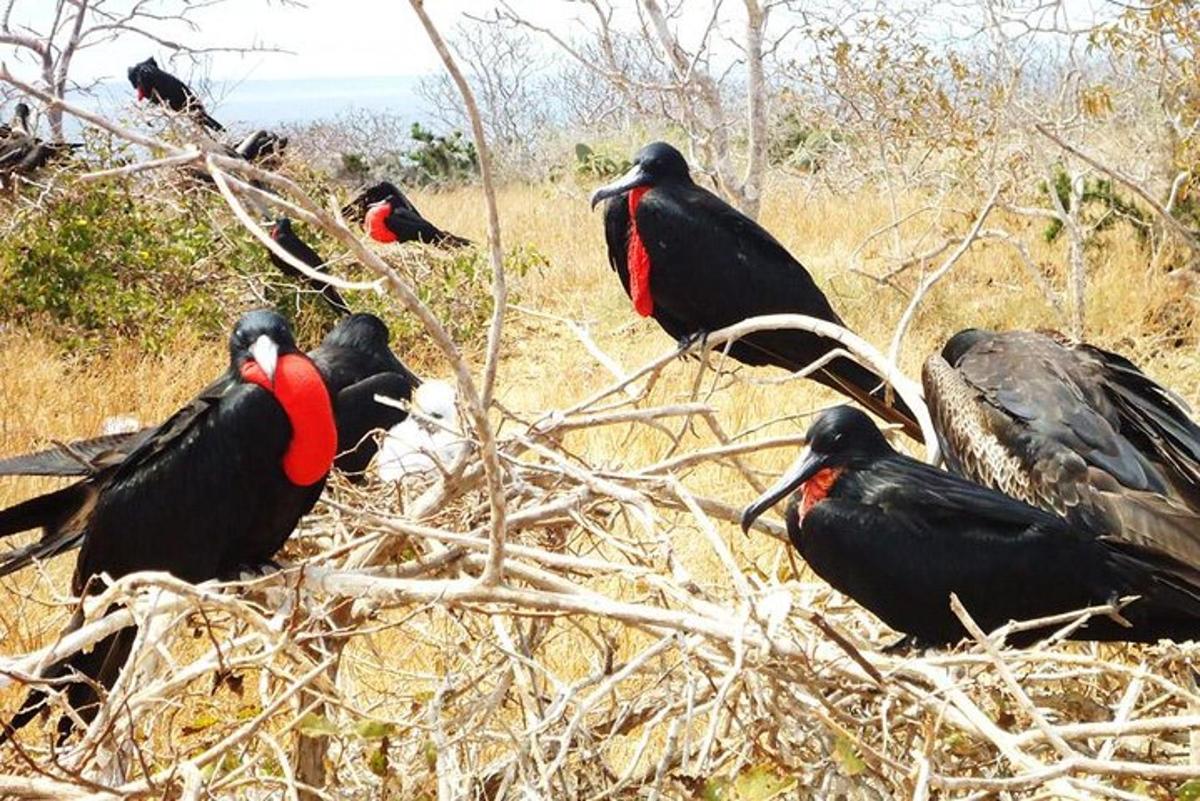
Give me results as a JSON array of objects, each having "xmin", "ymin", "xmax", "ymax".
[
  {"xmin": 740, "ymin": 445, "xmax": 823, "ymax": 535},
  {"xmin": 589, "ymin": 162, "xmax": 650, "ymax": 209},
  {"xmin": 250, "ymin": 334, "xmax": 279, "ymax": 385}
]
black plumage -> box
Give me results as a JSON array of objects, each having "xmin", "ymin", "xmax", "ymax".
[
  {"xmin": 741, "ymin": 405, "xmax": 1200, "ymax": 647},
  {"xmin": 0, "ymin": 314, "xmax": 419, "ymax": 574},
  {"xmin": 269, "ymin": 218, "xmax": 352, "ymax": 315},
  {"xmin": 236, "ymin": 129, "xmax": 288, "ymax": 166},
  {"xmin": 347, "ymin": 180, "xmax": 471, "ymax": 247},
  {"xmin": 0, "ymin": 103, "xmax": 80, "ymax": 184},
  {"xmin": 127, "ymin": 57, "xmax": 223, "ymax": 132},
  {"xmin": 590, "ymin": 142, "xmax": 919, "ymax": 441},
  {"xmin": 341, "ymin": 180, "xmax": 416, "ymax": 225},
  {"xmin": 923, "ymin": 328, "xmax": 1200, "ymax": 569},
  {"xmin": 1, "ymin": 310, "xmax": 337, "ymax": 742},
  {"xmin": 309, "ymin": 313, "xmax": 421, "ymax": 477}
]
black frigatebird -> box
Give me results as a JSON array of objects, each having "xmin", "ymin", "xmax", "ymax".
[
  {"xmin": 309, "ymin": 312, "xmax": 421, "ymax": 477},
  {"xmin": 741, "ymin": 405, "xmax": 1200, "ymax": 647},
  {"xmin": 0, "ymin": 314, "xmax": 419, "ymax": 576},
  {"xmin": 924, "ymin": 328, "xmax": 1200, "ymax": 568},
  {"xmin": 0, "ymin": 310, "xmax": 337, "ymax": 742},
  {"xmin": 344, "ymin": 180, "xmax": 471, "ymax": 247},
  {"xmin": 127, "ymin": 57, "xmax": 224, "ymax": 132},
  {"xmin": 0, "ymin": 102, "xmax": 81, "ymax": 183},
  {"xmin": 590, "ymin": 142, "xmax": 919, "ymax": 441},
  {"xmin": 236, "ymin": 129, "xmax": 288, "ymax": 166},
  {"xmin": 269, "ymin": 218, "xmax": 353, "ymax": 316}
]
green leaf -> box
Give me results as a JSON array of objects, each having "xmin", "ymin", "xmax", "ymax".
[
  {"xmin": 701, "ymin": 776, "xmax": 732, "ymax": 801},
  {"xmin": 352, "ymin": 719, "xmax": 397, "ymax": 740},
  {"xmin": 733, "ymin": 764, "xmax": 796, "ymax": 800},
  {"xmin": 296, "ymin": 713, "xmax": 339, "ymax": 738},
  {"xmin": 832, "ymin": 735, "xmax": 867, "ymax": 777},
  {"xmin": 1177, "ymin": 779, "xmax": 1200, "ymax": 801},
  {"xmin": 367, "ymin": 746, "xmax": 390, "ymax": 777}
]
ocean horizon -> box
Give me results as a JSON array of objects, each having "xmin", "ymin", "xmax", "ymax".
[{"xmin": 51, "ymin": 74, "xmax": 435, "ymax": 136}]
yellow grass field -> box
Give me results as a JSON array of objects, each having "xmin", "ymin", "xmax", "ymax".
[{"xmin": 1, "ymin": 176, "xmax": 1197, "ymax": 792}]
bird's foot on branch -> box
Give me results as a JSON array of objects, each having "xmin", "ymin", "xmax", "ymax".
[
  {"xmin": 676, "ymin": 330, "xmax": 709, "ymax": 361},
  {"xmin": 882, "ymin": 633, "xmax": 930, "ymax": 655}
]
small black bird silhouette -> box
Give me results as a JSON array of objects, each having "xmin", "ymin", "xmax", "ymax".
[
  {"xmin": 127, "ymin": 56, "xmax": 223, "ymax": 131},
  {"xmin": 269, "ymin": 218, "xmax": 353, "ymax": 315}
]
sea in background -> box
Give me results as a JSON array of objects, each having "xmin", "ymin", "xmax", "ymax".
[{"xmin": 51, "ymin": 74, "xmax": 433, "ymax": 137}]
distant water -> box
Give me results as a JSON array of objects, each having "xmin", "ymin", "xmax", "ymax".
[{"xmin": 60, "ymin": 74, "xmax": 432, "ymax": 135}]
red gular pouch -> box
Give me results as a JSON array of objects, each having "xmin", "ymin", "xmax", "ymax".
[
  {"xmin": 626, "ymin": 186, "xmax": 654, "ymax": 317},
  {"xmin": 365, "ymin": 203, "xmax": 398, "ymax": 243},
  {"xmin": 799, "ymin": 467, "xmax": 845, "ymax": 518},
  {"xmin": 136, "ymin": 85, "xmax": 146, "ymax": 101},
  {"xmin": 240, "ymin": 354, "xmax": 337, "ymax": 486}
]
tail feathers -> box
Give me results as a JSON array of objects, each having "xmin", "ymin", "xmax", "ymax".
[
  {"xmin": 0, "ymin": 483, "xmax": 92, "ymax": 539},
  {"xmin": 1100, "ymin": 354, "xmax": 1200, "ymax": 508},
  {"xmin": 0, "ymin": 526, "xmax": 85, "ymax": 578},
  {"xmin": 1, "ymin": 613, "xmax": 136, "ymax": 745},
  {"xmin": 0, "ymin": 483, "xmax": 95, "ymax": 576},
  {"xmin": 200, "ymin": 112, "xmax": 224, "ymax": 132},
  {"xmin": 435, "ymin": 229, "xmax": 472, "ymax": 249},
  {"xmin": 0, "ymin": 432, "xmax": 141, "ymax": 477},
  {"xmin": 816, "ymin": 355, "xmax": 924, "ymax": 444}
]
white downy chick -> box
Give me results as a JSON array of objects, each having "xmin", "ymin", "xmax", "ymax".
[{"xmin": 375, "ymin": 380, "xmax": 465, "ymax": 482}]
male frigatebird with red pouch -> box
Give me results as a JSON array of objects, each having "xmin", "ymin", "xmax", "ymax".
[
  {"xmin": 0, "ymin": 314, "xmax": 419, "ymax": 577},
  {"xmin": 127, "ymin": 56, "xmax": 224, "ymax": 132},
  {"xmin": 741, "ymin": 405, "xmax": 1200, "ymax": 647},
  {"xmin": 350, "ymin": 181, "xmax": 471, "ymax": 248},
  {"xmin": 0, "ymin": 310, "xmax": 337, "ymax": 743},
  {"xmin": 590, "ymin": 142, "xmax": 920, "ymax": 441}
]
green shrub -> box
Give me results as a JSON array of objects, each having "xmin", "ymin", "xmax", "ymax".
[
  {"xmin": 1038, "ymin": 164, "xmax": 1150, "ymax": 245},
  {"xmin": 573, "ymin": 143, "xmax": 632, "ymax": 180},
  {"xmin": 0, "ymin": 178, "xmax": 244, "ymax": 352}
]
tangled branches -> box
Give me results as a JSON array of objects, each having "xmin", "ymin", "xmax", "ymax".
[{"xmin": 1, "ymin": 10, "xmax": 1200, "ymax": 801}]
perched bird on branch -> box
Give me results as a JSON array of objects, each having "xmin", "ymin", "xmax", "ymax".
[
  {"xmin": 0, "ymin": 310, "xmax": 337, "ymax": 743},
  {"xmin": 0, "ymin": 314, "xmax": 419, "ymax": 573},
  {"xmin": 235, "ymin": 129, "xmax": 288, "ymax": 167},
  {"xmin": 923, "ymin": 327, "xmax": 1200, "ymax": 570},
  {"xmin": 127, "ymin": 56, "xmax": 224, "ymax": 132},
  {"xmin": 742, "ymin": 405, "xmax": 1200, "ymax": 648},
  {"xmin": 590, "ymin": 141, "xmax": 920, "ymax": 441},
  {"xmin": 268, "ymin": 218, "xmax": 353, "ymax": 316},
  {"xmin": 343, "ymin": 180, "xmax": 471, "ymax": 247},
  {"xmin": 0, "ymin": 102, "xmax": 81, "ymax": 185}
]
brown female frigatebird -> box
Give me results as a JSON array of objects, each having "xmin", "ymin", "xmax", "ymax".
[
  {"xmin": 0, "ymin": 102, "xmax": 81, "ymax": 184},
  {"xmin": 589, "ymin": 142, "xmax": 920, "ymax": 441},
  {"xmin": 0, "ymin": 310, "xmax": 338, "ymax": 743},
  {"xmin": 923, "ymin": 328, "xmax": 1200, "ymax": 569},
  {"xmin": 741, "ymin": 405, "xmax": 1200, "ymax": 647}
]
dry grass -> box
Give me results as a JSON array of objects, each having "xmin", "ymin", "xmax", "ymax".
[{"xmin": 0, "ymin": 175, "xmax": 1197, "ymax": 796}]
